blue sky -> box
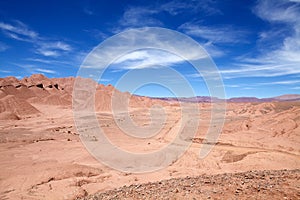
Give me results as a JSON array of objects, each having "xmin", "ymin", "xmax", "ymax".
[{"xmin": 0, "ymin": 0, "xmax": 299, "ymax": 98}]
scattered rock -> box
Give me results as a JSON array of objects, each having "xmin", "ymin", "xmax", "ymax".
[{"xmin": 78, "ymin": 169, "xmax": 300, "ymax": 200}]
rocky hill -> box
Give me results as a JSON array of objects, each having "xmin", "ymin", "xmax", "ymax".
[{"xmin": 0, "ymin": 74, "xmax": 159, "ymax": 120}]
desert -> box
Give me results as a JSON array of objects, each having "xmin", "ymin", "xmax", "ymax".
[
  {"xmin": 1, "ymin": 0, "xmax": 300, "ymax": 199},
  {"xmin": 0, "ymin": 74, "xmax": 299, "ymax": 199}
]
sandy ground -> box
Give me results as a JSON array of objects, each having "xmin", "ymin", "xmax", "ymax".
[{"xmin": 0, "ymin": 100, "xmax": 299, "ymax": 199}]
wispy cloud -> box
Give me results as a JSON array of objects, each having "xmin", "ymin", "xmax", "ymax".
[
  {"xmin": 224, "ymin": 78, "xmax": 300, "ymax": 89},
  {"xmin": 112, "ymin": 50, "xmax": 185, "ymax": 69},
  {"xmin": 0, "ymin": 69, "xmax": 11, "ymax": 73},
  {"xmin": 160, "ymin": 0, "xmax": 221, "ymax": 16},
  {"xmin": 202, "ymin": 42, "xmax": 225, "ymax": 57},
  {"xmin": 10, "ymin": 62, "xmax": 58, "ymax": 75},
  {"xmin": 178, "ymin": 23, "xmax": 248, "ymax": 44},
  {"xmin": 253, "ymin": 0, "xmax": 300, "ymax": 23},
  {"xmin": 84, "ymin": 29, "xmax": 109, "ymax": 41},
  {"xmin": 26, "ymin": 58, "xmax": 71, "ymax": 65},
  {"xmin": 177, "ymin": 22, "xmax": 248, "ymax": 58},
  {"xmin": 223, "ymin": 0, "xmax": 300, "ymax": 79},
  {"xmin": 82, "ymin": 28, "xmax": 209, "ymax": 70},
  {"xmin": 116, "ymin": 0, "xmax": 221, "ymax": 31},
  {"xmin": 255, "ymin": 0, "xmax": 300, "ymax": 62},
  {"xmin": 0, "ymin": 20, "xmax": 72, "ymax": 57},
  {"xmin": 220, "ymin": 63, "xmax": 300, "ymax": 78},
  {"xmin": 34, "ymin": 68, "xmax": 57, "ymax": 74},
  {"xmin": 0, "ymin": 42, "xmax": 9, "ymax": 52},
  {"xmin": 207, "ymin": 80, "xmax": 300, "ymax": 90},
  {"xmin": 0, "ymin": 20, "xmax": 38, "ymax": 41},
  {"xmin": 35, "ymin": 41, "xmax": 72, "ymax": 57},
  {"xmin": 116, "ymin": 7, "xmax": 163, "ymax": 30},
  {"xmin": 111, "ymin": 0, "xmax": 225, "ymax": 61},
  {"xmin": 83, "ymin": 7, "xmax": 94, "ymax": 15},
  {"xmin": 224, "ymin": 84, "xmax": 240, "ymax": 88},
  {"xmin": 88, "ymin": 75, "xmax": 111, "ymax": 82},
  {"xmin": 257, "ymin": 79, "xmax": 300, "ymax": 85}
]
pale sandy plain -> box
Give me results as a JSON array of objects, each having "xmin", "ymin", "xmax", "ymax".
[{"xmin": 0, "ymin": 74, "xmax": 299, "ymax": 199}]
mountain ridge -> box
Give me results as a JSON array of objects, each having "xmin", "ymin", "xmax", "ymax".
[{"xmin": 1, "ymin": 74, "xmax": 299, "ymax": 105}]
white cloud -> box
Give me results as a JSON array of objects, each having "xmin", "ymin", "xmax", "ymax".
[
  {"xmin": 159, "ymin": 1, "xmax": 193, "ymax": 15},
  {"xmin": 253, "ymin": 0, "xmax": 300, "ymax": 62},
  {"xmin": 211, "ymin": 79, "xmax": 300, "ymax": 91},
  {"xmin": 48, "ymin": 41, "xmax": 72, "ymax": 51},
  {"xmin": 35, "ymin": 68, "xmax": 57, "ymax": 74},
  {"xmin": 189, "ymin": 61, "xmax": 300, "ymax": 79},
  {"xmin": 270, "ymin": 80, "xmax": 300, "ymax": 85},
  {"xmin": 202, "ymin": 41, "xmax": 225, "ymax": 57},
  {"xmin": 177, "ymin": 22, "xmax": 248, "ymax": 58},
  {"xmin": 220, "ymin": 63, "xmax": 300, "ymax": 78},
  {"xmin": 160, "ymin": 0, "xmax": 221, "ymax": 16},
  {"xmin": 0, "ymin": 69, "xmax": 11, "ymax": 73},
  {"xmin": 0, "ymin": 20, "xmax": 38, "ymax": 40},
  {"xmin": 253, "ymin": 0, "xmax": 300, "ymax": 23},
  {"xmin": 10, "ymin": 63, "xmax": 57, "ymax": 75},
  {"xmin": 112, "ymin": 49, "xmax": 185, "ymax": 69},
  {"xmin": 117, "ymin": 0, "xmax": 221, "ymax": 30},
  {"xmin": 255, "ymin": 79, "xmax": 300, "ymax": 86},
  {"xmin": 226, "ymin": 0, "xmax": 300, "ymax": 79},
  {"xmin": 36, "ymin": 49, "xmax": 59, "ymax": 57},
  {"xmin": 178, "ymin": 23, "xmax": 248, "ymax": 44},
  {"xmin": 119, "ymin": 7, "xmax": 162, "ymax": 28},
  {"xmin": 224, "ymin": 84, "xmax": 240, "ymax": 88},
  {"xmin": 26, "ymin": 58, "xmax": 72, "ymax": 66},
  {"xmin": 35, "ymin": 40, "xmax": 72, "ymax": 57},
  {"xmin": 35, "ymin": 41, "xmax": 72, "ymax": 57},
  {"xmin": 0, "ymin": 20, "xmax": 72, "ymax": 57},
  {"xmin": 82, "ymin": 28, "xmax": 209, "ymax": 70}
]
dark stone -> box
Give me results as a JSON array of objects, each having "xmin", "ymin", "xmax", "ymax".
[{"xmin": 36, "ymin": 83, "xmax": 44, "ymax": 89}]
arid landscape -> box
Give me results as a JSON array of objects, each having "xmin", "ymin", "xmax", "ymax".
[{"xmin": 0, "ymin": 74, "xmax": 299, "ymax": 199}]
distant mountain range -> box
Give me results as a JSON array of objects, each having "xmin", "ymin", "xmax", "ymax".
[
  {"xmin": 151, "ymin": 94, "xmax": 300, "ymax": 103},
  {"xmin": 1, "ymin": 74, "xmax": 299, "ymax": 107}
]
